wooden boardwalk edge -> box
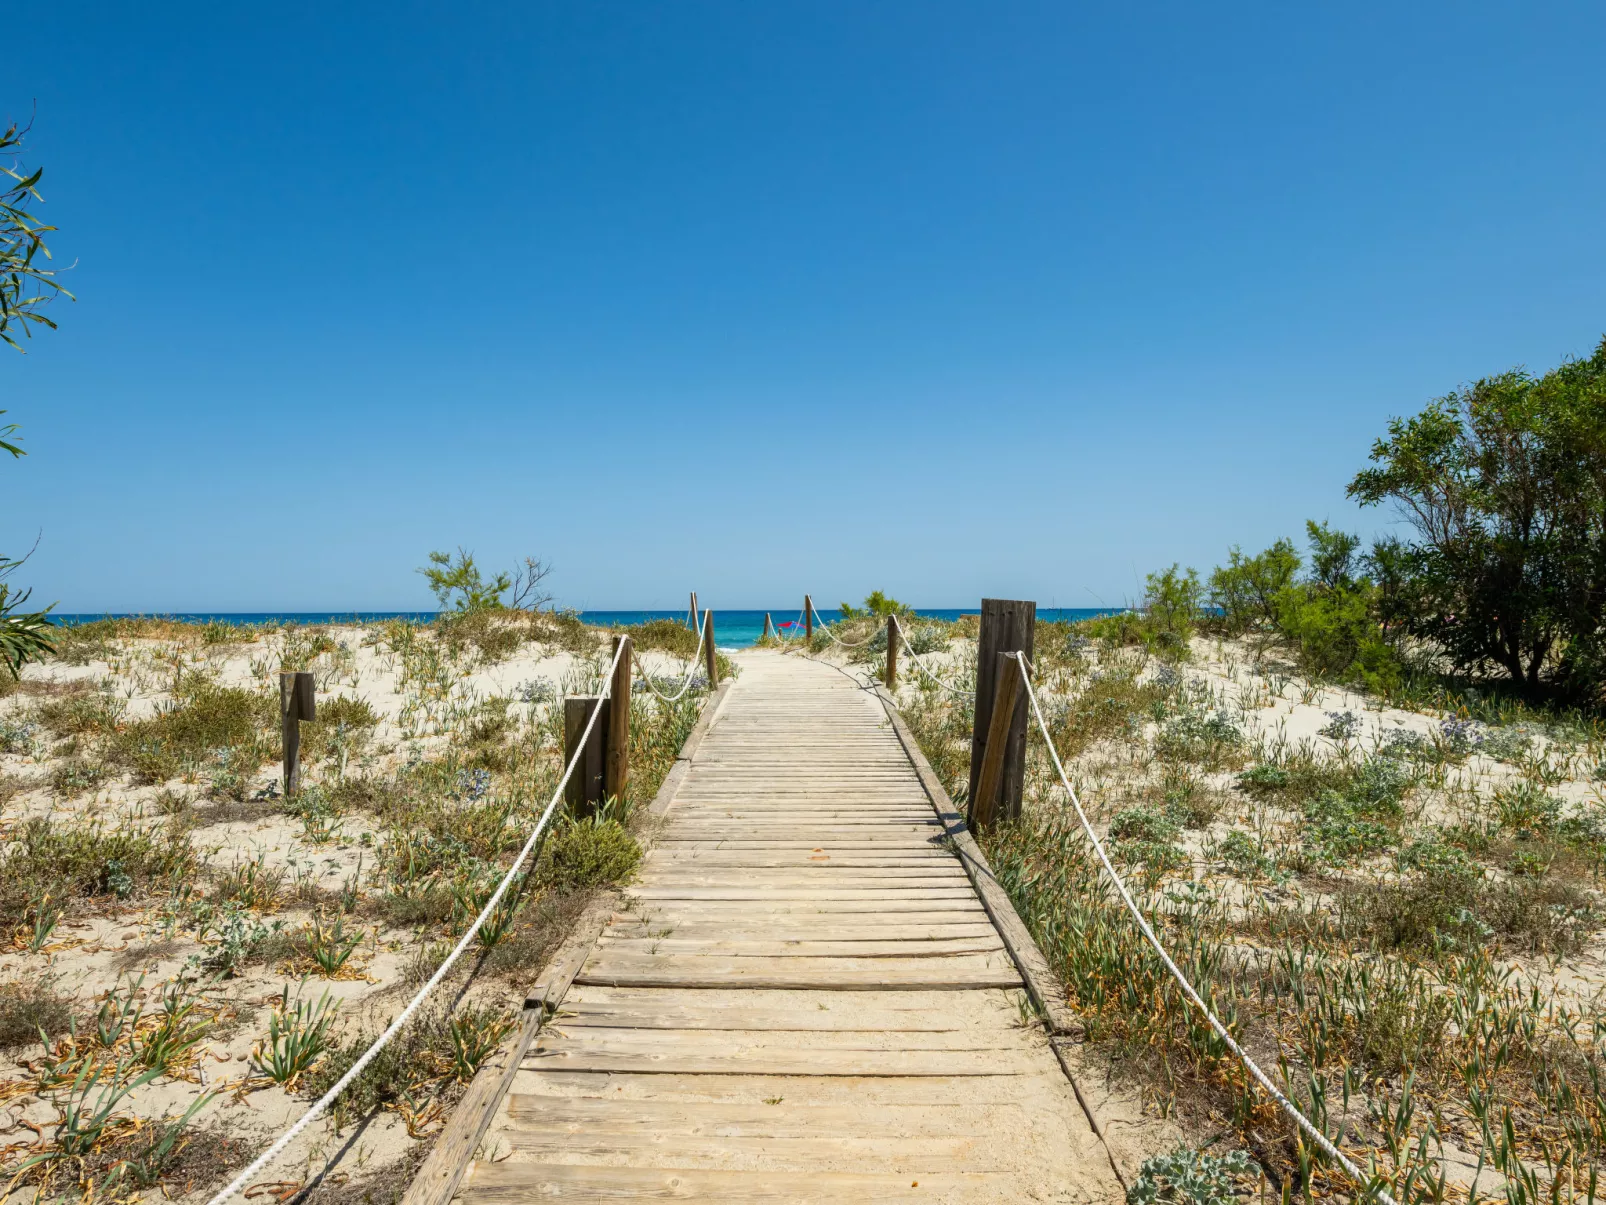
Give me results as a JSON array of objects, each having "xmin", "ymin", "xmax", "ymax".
[
  {"xmin": 400, "ymin": 679, "xmax": 736, "ymax": 1205},
  {"xmin": 872, "ymin": 682, "xmax": 1131, "ymax": 1190},
  {"xmin": 870, "ymin": 684, "xmax": 1076, "ymax": 1035}
]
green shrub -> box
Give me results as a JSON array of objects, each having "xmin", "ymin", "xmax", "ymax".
[
  {"xmin": 537, "ymin": 816, "xmax": 641, "ymax": 890},
  {"xmin": 626, "ymin": 619, "xmax": 699, "ymax": 657},
  {"xmin": 109, "ymin": 677, "xmax": 276, "ymax": 784},
  {"xmin": 1207, "ymin": 539, "xmax": 1299, "ymax": 635},
  {"xmin": 1210, "ymin": 830, "xmax": 1273, "ymax": 878},
  {"xmin": 0, "ymin": 817, "xmax": 199, "ymax": 924},
  {"xmin": 1156, "ymin": 711, "xmax": 1244, "ymax": 770}
]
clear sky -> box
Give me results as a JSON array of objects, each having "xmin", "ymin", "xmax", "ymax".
[{"xmin": 7, "ymin": 2, "xmax": 1605, "ymax": 613}]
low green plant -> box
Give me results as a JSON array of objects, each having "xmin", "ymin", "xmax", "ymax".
[
  {"xmin": 447, "ymin": 1006, "xmax": 515, "ymax": 1081},
  {"xmin": 306, "ymin": 912, "xmax": 363, "ymax": 976},
  {"xmin": 252, "ymin": 986, "xmax": 339, "ymax": 1088},
  {"xmin": 213, "ymin": 852, "xmax": 286, "ymax": 910},
  {"xmin": 133, "ymin": 980, "xmax": 214, "ymax": 1074},
  {"xmin": 1127, "ymin": 1146, "xmax": 1256, "ymax": 1205}
]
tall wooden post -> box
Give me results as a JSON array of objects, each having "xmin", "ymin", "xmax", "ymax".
[
  {"xmin": 703, "ymin": 610, "xmax": 719, "ymax": 687},
  {"xmin": 971, "ymin": 654, "xmax": 1025, "ymax": 830},
  {"xmin": 565, "ymin": 695, "xmax": 606, "ymax": 817},
  {"xmin": 885, "ymin": 614, "xmax": 900, "ymax": 691},
  {"xmin": 688, "ymin": 592, "xmax": 699, "ymax": 632},
  {"xmin": 605, "ymin": 635, "xmax": 632, "ymax": 805},
  {"xmin": 967, "ymin": 598, "xmax": 1036, "ymax": 827},
  {"xmin": 804, "ymin": 595, "xmax": 814, "ymax": 641},
  {"xmin": 280, "ymin": 671, "xmax": 315, "ymax": 796},
  {"xmin": 763, "ymin": 612, "xmax": 774, "ymax": 640}
]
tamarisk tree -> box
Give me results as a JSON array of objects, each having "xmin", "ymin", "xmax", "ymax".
[{"xmin": 0, "ymin": 116, "xmax": 67, "ymax": 674}]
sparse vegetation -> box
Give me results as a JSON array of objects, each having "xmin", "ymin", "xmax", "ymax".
[{"xmin": 0, "ymin": 594, "xmax": 716, "ymax": 1198}]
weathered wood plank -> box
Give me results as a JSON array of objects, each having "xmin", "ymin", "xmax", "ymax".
[{"xmin": 464, "ymin": 1163, "xmax": 1009, "ymax": 1202}]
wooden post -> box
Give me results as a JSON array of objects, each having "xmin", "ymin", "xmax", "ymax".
[
  {"xmin": 564, "ymin": 695, "xmax": 606, "ymax": 817},
  {"xmin": 280, "ymin": 671, "xmax": 316, "ymax": 796},
  {"xmin": 967, "ymin": 598, "xmax": 1036, "ymax": 825},
  {"xmin": 703, "ymin": 610, "xmax": 719, "ymax": 687},
  {"xmin": 970, "ymin": 653, "xmax": 1024, "ymax": 830},
  {"xmin": 885, "ymin": 614, "xmax": 900, "ymax": 691},
  {"xmin": 605, "ymin": 635, "xmax": 632, "ymax": 806},
  {"xmin": 688, "ymin": 592, "xmax": 699, "ymax": 632},
  {"xmin": 804, "ymin": 595, "xmax": 813, "ymax": 641},
  {"xmin": 763, "ymin": 613, "xmax": 774, "ymax": 640}
]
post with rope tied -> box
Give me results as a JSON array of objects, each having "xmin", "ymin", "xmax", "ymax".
[
  {"xmin": 968, "ymin": 599, "xmax": 1035, "ymax": 830},
  {"xmin": 703, "ymin": 609, "xmax": 719, "ymax": 687},
  {"xmin": 804, "ymin": 595, "xmax": 813, "ymax": 641},
  {"xmin": 567, "ymin": 635, "xmax": 633, "ymax": 818},
  {"xmin": 605, "ymin": 634, "xmax": 632, "ymax": 804},
  {"xmin": 280, "ymin": 671, "xmax": 315, "ymax": 796},
  {"xmin": 885, "ymin": 613, "xmax": 900, "ymax": 691}
]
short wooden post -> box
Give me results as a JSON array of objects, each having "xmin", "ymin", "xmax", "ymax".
[
  {"xmin": 280, "ymin": 671, "xmax": 316, "ymax": 796},
  {"xmin": 703, "ymin": 610, "xmax": 719, "ymax": 687},
  {"xmin": 970, "ymin": 653, "xmax": 1024, "ymax": 830},
  {"xmin": 967, "ymin": 598, "xmax": 1036, "ymax": 826},
  {"xmin": 885, "ymin": 614, "xmax": 900, "ymax": 691},
  {"xmin": 605, "ymin": 635, "xmax": 632, "ymax": 805},
  {"xmin": 804, "ymin": 595, "xmax": 814, "ymax": 641},
  {"xmin": 688, "ymin": 592, "xmax": 699, "ymax": 632},
  {"xmin": 564, "ymin": 695, "xmax": 606, "ymax": 817}
]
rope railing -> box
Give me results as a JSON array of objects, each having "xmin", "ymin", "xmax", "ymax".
[
  {"xmin": 889, "ymin": 614, "xmax": 975, "ymax": 698},
  {"xmin": 1007, "ymin": 651, "xmax": 1398, "ymax": 1205},
  {"xmin": 631, "ymin": 610, "xmax": 709, "ymax": 702},
  {"xmin": 809, "ymin": 611, "xmax": 877, "ymax": 647},
  {"xmin": 203, "ymin": 639, "xmax": 634, "ymax": 1205},
  {"xmin": 799, "ymin": 606, "xmax": 973, "ymax": 698}
]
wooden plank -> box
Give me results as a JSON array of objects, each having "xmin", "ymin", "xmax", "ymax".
[
  {"xmin": 601, "ymin": 922, "xmax": 1000, "ymax": 942},
  {"xmin": 505, "ymin": 1094, "xmax": 1019, "ymax": 1136},
  {"xmin": 593, "ymin": 937, "xmax": 1006, "ymax": 958},
  {"xmin": 573, "ymin": 965, "xmax": 1022, "ymax": 991},
  {"xmin": 625, "ymin": 887, "xmax": 980, "ymax": 901},
  {"xmin": 464, "ymin": 1163, "xmax": 1008, "ymax": 1201},
  {"xmin": 495, "ymin": 1130, "xmax": 995, "ymax": 1171},
  {"xmin": 548, "ymin": 1007, "xmax": 968, "ymax": 1033},
  {"xmin": 524, "ymin": 1044, "xmax": 1035, "ymax": 1077},
  {"xmin": 619, "ymin": 898, "xmax": 987, "ymax": 915},
  {"xmin": 536, "ymin": 1028, "xmax": 1021, "ymax": 1054}
]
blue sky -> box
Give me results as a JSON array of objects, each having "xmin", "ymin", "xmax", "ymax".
[{"xmin": 7, "ymin": 2, "xmax": 1605, "ymax": 612}]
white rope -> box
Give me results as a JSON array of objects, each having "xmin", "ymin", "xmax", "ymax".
[
  {"xmin": 890, "ymin": 614, "xmax": 975, "ymax": 698},
  {"xmin": 1011, "ymin": 652, "xmax": 1396, "ymax": 1205},
  {"xmin": 203, "ymin": 640, "xmax": 630, "ymax": 1205},
  {"xmin": 632, "ymin": 612, "xmax": 709, "ymax": 703},
  {"xmin": 811, "ymin": 611, "xmax": 876, "ymax": 647}
]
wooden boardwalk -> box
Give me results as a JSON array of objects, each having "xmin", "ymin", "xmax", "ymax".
[{"xmin": 460, "ymin": 652, "xmax": 1120, "ymax": 1203}]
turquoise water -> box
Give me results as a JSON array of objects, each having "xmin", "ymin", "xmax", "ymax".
[{"xmin": 51, "ymin": 607, "xmax": 1121, "ymax": 650}]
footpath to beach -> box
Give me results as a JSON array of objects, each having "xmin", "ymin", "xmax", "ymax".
[{"xmin": 421, "ymin": 652, "xmax": 1120, "ymax": 1203}]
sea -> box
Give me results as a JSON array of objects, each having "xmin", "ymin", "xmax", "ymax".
[{"xmin": 49, "ymin": 608, "xmax": 1122, "ymax": 651}]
